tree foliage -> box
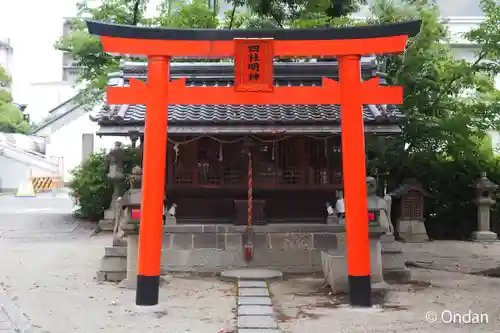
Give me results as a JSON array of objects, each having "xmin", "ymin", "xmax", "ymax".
[
  {"xmin": 62, "ymin": 0, "xmax": 500, "ymax": 238},
  {"xmin": 367, "ymin": 0, "xmax": 500, "ymax": 239},
  {"xmin": 368, "ymin": 0, "xmax": 499, "ymax": 159},
  {"xmin": 69, "ymin": 146, "xmax": 142, "ymax": 220},
  {"xmin": 0, "ymin": 66, "xmax": 30, "ymax": 133},
  {"xmin": 55, "ymin": 0, "xmax": 221, "ymax": 107}
]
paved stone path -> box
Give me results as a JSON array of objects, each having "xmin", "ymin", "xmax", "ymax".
[{"xmin": 236, "ymin": 280, "xmax": 281, "ymax": 333}]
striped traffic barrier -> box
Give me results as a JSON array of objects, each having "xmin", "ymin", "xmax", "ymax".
[{"xmin": 30, "ymin": 177, "xmax": 61, "ymax": 192}]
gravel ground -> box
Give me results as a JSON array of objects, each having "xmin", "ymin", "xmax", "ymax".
[
  {"xmin": 0, "ymin": 234, "xmax": 236, "ymax": 333},
  {"xmin": 403, "ymin": 240, "xmax": 500, "ymax": 274},
  {"xmin": 1, "ymin": 192, "xmax": 499, "ymax": 333},
  {"xmin": 271, "ymin": 241, "xmax": 500, "ymax": 333}
]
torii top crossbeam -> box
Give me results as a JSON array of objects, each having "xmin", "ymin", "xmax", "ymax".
[
  {"xmin": 87, "ymin": 20, "xmax": 420, "ymax": 57},
  {"xmin": 87, "ymin": 20, "xmax": 420, "ymax": 106}
]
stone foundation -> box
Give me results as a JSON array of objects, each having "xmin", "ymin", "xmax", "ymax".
[
  {"xmin": 320, "ymin": 237, "xmax": 384, "ymax": 294},
  {"xmin": 160, "ymin": 224, "xmax": 351, "ymax": 273},
  {"xmin": 97, "ymin": 224, "xmax": 404, "ymax": 284},
  {"xmin": 98, "ymin": 219, "xmax": 114, "ymax": 231},
  {"xmin": 398, "ymin": 219, "xmax": 428, "ymax": 242},
  {"xmin": 380, "ymin": 234, "xmax": 411, "ymax": 282}
]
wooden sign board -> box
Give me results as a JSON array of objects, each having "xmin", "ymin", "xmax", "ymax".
[{"xmin": 234, "ymin": 38, "xmax": 274, "ymax": 92}]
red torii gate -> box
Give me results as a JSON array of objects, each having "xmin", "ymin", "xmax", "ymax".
[{"xmin": 87, "ymin": 20, "xmax": 420, "ymax": 308}]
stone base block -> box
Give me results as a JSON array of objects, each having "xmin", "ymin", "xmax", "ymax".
[
  {"xmin": 101, "ymin": 255, "xmax": 127, "ymax": 272},
  {"xmin": 471, "ymin": 231, "xmax": 498, "ymax": 241},
  {"xmin": 165, "ymin": 216, "xmax": 177, "ymax": 225},
  {"xmin": 96, "ymin": 270, "xmax": 126, "ymax": 282},
  {"xmin": 326, "ymin": 216, "xmax": 339, "ymax": 225},
  {"xmin": 380, "ymin": 235, "xmax": 410, "ymax": 283},
  {"xmin": 320, "ymin": 251, "xmax": 385, "ymax": 294},
  {"xmin": 105, "ymin": 246, "xmax": 126, "ymax": 257},
  {"xmin": 104, "ymin": 209, "xmax": 115, "ymax": 220},
  {"xmin": 97, "ymin": 245, "xmax": 127, "ymax": 282},
  {"xmin": 398, "ymin": 219, "xmax": 428, "ymax": 242},
  {"xmin": 321, "ymin": 238, "xmax": 383, "ymax": 294},
  {"xmin": 99, "ymin": 219, "xmax": 114, "ymax": 231}
]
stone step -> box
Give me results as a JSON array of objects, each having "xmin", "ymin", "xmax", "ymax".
[
  {"xmin": 238, "ymin": 297, "xmax": 272, "ymax": 306},
  {"xmin": 237, "ymin": 315, "xmax": 278, "ymax": 329},
  {"xmin": 238, "ymin": 305, "xmax": 274, "ymax": 316},
  {"xmin": 221, "ymin": 269, "xmax": 282, "ymax": 281},
  {"xmin": 238, "ymin": 280, "xmax": 267, "ymax": 288},
  {"xmin": 238, "ymin": 288, "xmax": 269, "ymax": 297}
]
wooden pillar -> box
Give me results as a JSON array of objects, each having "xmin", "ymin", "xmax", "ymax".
[
  {"xmin": 184, "ymin": 137, "xmax": 198, "ymax": 185},
  {"xmin": 136, "ymin": 56, "xmax": 170, "ymax": 306},
  {"xmin": 338, "ymin": 55, "xmax": 371, "ymax": 307},
  {"xmin": 297, "ymin": 136, "xmax": 308, "ymax": 185}
]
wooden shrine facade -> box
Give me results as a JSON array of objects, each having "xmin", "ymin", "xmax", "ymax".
[{"xmin": 167, "ymin": 135, "xmax": 342, "ymax": 190}]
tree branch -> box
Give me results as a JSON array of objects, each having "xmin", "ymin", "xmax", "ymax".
[
  {"xmin": 428, "ymin": 49, "xmax": 489, "ymax": 111},
  {"xmin": 228, "ymin": 1, "xmax": 237, "ymax": 29},
  {"xmin": 131, "ymin": 0, "xmax": 141, "ymax": 25}
]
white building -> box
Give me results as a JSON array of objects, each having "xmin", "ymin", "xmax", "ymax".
[
  {"xmin": 62, "ymin": 18, "xmax": 81, "ymax": 83},
  {"xmin": 0, "ymin": 19, "xmax": 119, "ymax": 192}
]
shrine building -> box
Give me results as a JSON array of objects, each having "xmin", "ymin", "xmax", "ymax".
[{"xmin": 92, "ymin": 59, "xmax": 403, "ymax": 225}]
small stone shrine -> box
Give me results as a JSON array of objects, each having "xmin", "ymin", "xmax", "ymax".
[
  {"xmin": 389, "ymin": 178, "xmax": 431, "ymax": 242},
  {"xmin": 471, "ymin": 172, "xmax": 498, "ymax": 241}
]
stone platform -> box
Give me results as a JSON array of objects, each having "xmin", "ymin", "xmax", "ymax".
[{"xmin": 160, "ymin": 224, "xmax": 354, "ymax": 273}]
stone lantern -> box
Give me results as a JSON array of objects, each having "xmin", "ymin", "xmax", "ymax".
[
  {"xmin": 116, "ymin": 165, "xmax": 143, "ymax": 289},
  {"xmin": 471, "ymin": 172, "xmax": 498, "ymax": 241},
  {"xmin": 103, "ymin": 142, "xmax": 125, "ymax": 222}
]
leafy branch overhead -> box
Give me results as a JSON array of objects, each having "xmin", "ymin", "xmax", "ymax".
[
  {"xmin": 54, "ymin": 0, "xmax": 220, "ymax": 107},
  {"xmin": 55, "ymin": 0, "xmax": 367, "ymax": 107}
]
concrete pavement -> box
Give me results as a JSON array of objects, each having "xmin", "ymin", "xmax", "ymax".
[{"xmin": 0, "ymin": 190, "xmax": 81, "ymax": 332}]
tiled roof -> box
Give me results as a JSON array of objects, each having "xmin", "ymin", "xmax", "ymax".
[
  {"xmin": 95, "ymin": 103, "xmax": 401, "ymax": 125},
  {"xmin": 92, "ymin": 61, "xmax": 404, "ymax": 129},
  {"xmin": 389, "ymin": 179, "xmax": 432, "ymax": 198}
]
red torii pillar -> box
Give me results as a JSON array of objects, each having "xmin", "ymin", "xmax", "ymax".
[{"xmin": 87, "ymin": 20, "xmax": 420, "ymax": 307}]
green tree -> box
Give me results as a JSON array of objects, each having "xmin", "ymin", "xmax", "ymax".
[
  {"xmin": 55, "ymin": 0, "xmax": 219, "ymax": 107},
  {"xmin": 365, "ymin": 0, "xmax": 500, "ymax": 239},
  {"xmin": 0, "ymin": 66, "xmax": 30, "ymax": 133},
  {"xmin": 224, "ymin": 0, "xmax": 366, "ymax": 28},
  {"xmin": 367, "ymin": 0, "xmax": 499, "ymax": 163}
]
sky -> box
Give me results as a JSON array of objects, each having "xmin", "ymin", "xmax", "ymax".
[
  {"xmin": 0, "ymin": 0, "xmax": 77, "ymax": 103},
  {"xmin": 0, "ymin": 0, "xmax": 487, "ymax": 104}
]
